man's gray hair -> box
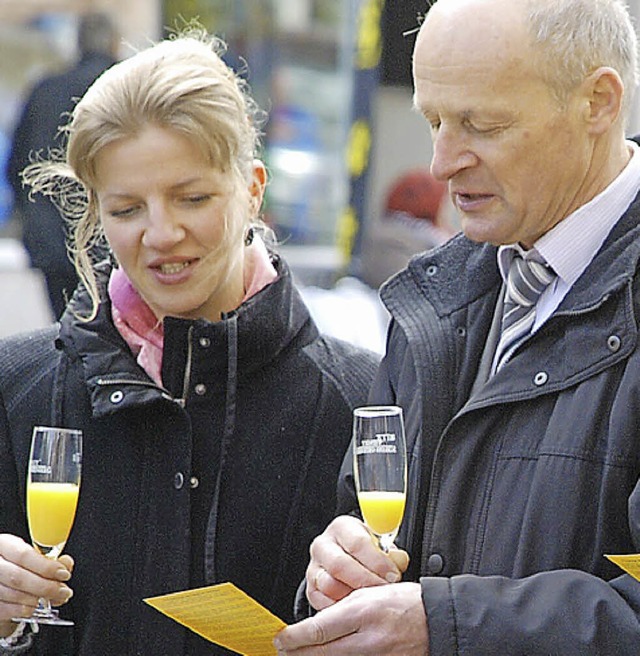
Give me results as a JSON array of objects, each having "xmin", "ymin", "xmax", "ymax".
[{"xmin": 526, "ymin": 0, "xmax": 639, "ymax": 124}]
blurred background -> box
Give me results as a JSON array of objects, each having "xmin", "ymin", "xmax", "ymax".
[{"xmin": 1, "ymin": 0, "xmax": 639, "ymax": 342}]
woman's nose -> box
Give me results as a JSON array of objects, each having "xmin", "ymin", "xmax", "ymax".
[{"xmin": 141, "ymin": 204, "xmax": 186, "ymax": 249}]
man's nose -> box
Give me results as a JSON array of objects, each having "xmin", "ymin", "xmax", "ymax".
[{"xmin": 430, "ymin": 127, "xmax": 477, "ymax": 181}]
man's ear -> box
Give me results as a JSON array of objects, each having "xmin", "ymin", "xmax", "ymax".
[{"xmin": 582, "ymin": 66, "xmax": 625, "ymax": 134}]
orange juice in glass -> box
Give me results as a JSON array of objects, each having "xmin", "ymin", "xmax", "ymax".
[
  {"xmin": 13, "ymin": 426, "xmax": 82, "ymax": 626},
  {"xmin": 28, "ymin": 481, "xmax": 80, "ymax": 556}
]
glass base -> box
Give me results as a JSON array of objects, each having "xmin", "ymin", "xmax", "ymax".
[{"xmin": 12, "ymin": 606, "xmax": 73, "ymax": 626}]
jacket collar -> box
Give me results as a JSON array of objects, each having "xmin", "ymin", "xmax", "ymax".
[
  {"xmin": 56, "ymin": 256, "xmax": 315, "ymax": 414},
  {"xmin": 382, "ymin": 190, "xmax": 640, "ymax": 322}
]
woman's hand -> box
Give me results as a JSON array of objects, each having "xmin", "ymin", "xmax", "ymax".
[
  {"xmin": 0, "ymin": 534, "xmax": 74, "ymax": 637},
  {"xmin": 305, "ymin": 515, "xmax": 409, "ymax": 611}
]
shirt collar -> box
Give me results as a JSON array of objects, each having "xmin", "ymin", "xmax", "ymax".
[{"xmin": 498, "ymin": 139, "xmax": 640, "ymax": 284}]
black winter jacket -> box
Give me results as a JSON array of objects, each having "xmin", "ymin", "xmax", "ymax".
[
  {"xmin": 0, "ymin": 256, "xmax": 379, "ymax": 655},
  {"xmin": 337, "ymin": 192, "xmax": 640, "ymax": 654}
]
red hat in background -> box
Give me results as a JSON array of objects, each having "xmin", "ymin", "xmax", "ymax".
[
  {"xmin": 384, "ymin": 168, "xmax": 447, "ymax": 224},
  {"xmin": 360, "ymin": 168, "xmax": 455, "ymax": 289}
]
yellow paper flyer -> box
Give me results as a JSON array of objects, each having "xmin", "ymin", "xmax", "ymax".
[
  {"xmin": 605, "ymin": 554, "xmax": 640, "ymax": 582},
  {"xmin": 144, "ymin": 582, "xmax": 286, "ymax": 655}
]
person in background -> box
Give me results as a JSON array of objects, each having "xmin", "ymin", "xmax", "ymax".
[
  {"xmin": 301, "ymin": 168, "xmax": 454, "ymax": 354},
  {"xmin": 0, "ymin": 26, "xmax": 378, "ymax": 655},
  {"xmin": 8, "ymin": 12, "xmax": 119, "ymax": 319},
  {"xmin": 275, "ymin": 0, "xmax": 640, "ymax": 653},
  {"xmin": 359, "ymin": 167, "xmax": 453, "ymax": 290}
]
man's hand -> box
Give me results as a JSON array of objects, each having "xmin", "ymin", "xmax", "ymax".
[
  {"xmin": 305, "ymin": 515, "xmax": 409, "ymax": 611},
  {"xmin": 0, "ymin": 534, "xmax": 74, "ymax": 637},
  {"xmin": 275, "ymin": 581, "xmax": 428, "ymax": 655}
]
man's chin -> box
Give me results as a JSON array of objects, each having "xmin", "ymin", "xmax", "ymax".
[{"xmin": 460, "ymin": 215, "xmax": 515, "ymax": 247}]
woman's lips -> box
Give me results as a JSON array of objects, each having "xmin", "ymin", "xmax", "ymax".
[
  {"xmin": 157, "ymin": 261, "xmax": 191, "ymax": 275},
  {"xmin": 150, "ymin": 259, "xmax": 197, "ymax": 283}
]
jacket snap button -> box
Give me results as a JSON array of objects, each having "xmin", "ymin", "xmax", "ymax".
[
  {"xmin": 194, "ymin": 383, "xmax": 207, "ymax": 396},
  {"xmin": 174, "ymin": 472, "xmax": 184, "ymax": 490},
  {"xmin": 426, "ymin": 264, "xmax": 438, "ymax": 277},
  {"xmin": 607, "ymin": 335, "xmax": 621, "ymax": 352},
  {"xmin": 109, "ymin": 390, "xmax": 124, "ymax": 404},
  {"xmin": 533, "ymin": 371, "xmax": 548, "ymax": 386},
  {"xmin": 427, "ymin": 553, "xmax": 444, "ymax": 575},
  {"xmin": 189, "ymin": 476, "xmax": 199, "ymax": 489},
  {"xmin": 199, "ymin": 337, "xmax": 211, "ymax": 348}
]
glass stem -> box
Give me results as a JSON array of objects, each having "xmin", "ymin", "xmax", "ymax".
[
  {"xmin": 378, "ymin": 533, "xmax": 394, "ymax": 553},
  {"xmin": 35, "ymin": 598, "xmax": 54, "ymax": 617}
]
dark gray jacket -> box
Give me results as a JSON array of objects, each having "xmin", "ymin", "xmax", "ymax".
[
  {"xmin": 338, "ymin": 194, "xmax": 640, "ymax": 654},
  {"xmin": 0, "ymin": 256, "xmax": 378, "ymax": 655}
]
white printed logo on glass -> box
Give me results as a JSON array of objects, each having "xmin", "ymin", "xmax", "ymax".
[
  {"xmin": 355, "ymin": 432, "xmax": 398, "ymax": 455},
  {"xmin": 30, "ymin": 460, "xmax": 52, "ymax": 475}
]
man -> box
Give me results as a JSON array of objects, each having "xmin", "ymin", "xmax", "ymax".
[
  {"xmin": 8, "ymin": 12, "xmax": 118, "ymax": 319},
  {"xmin": 275, "ymin": 0, "xmax": 640, "ymax": 653}
]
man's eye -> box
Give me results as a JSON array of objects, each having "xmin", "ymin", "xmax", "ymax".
[
  {"xmin": 466, "ymin": 121, "xmax": 504, "ymax": 135},
  {"xmin": 424, "ymin": 115, "xmax": 440, "ymax": 130}
]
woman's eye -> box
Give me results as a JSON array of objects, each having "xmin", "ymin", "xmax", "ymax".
[
  {"xmin": 109, "ymin": 206, "xmax": 138, "ymax": 218},
  {"xmin": 184, "ymin": 194, "xmax": 212, "ymax": 205}
]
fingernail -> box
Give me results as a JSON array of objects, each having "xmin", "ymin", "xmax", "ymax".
[
  {"xmin": 273, "ymin": 638, "xmax": 282, "ymax": 651},
  {"xmin": 59, "ymin": 586, "xmax": 74, "ymax": 602},
  {"xmin": 55, "ymin": 569, "xmax": 71, "ymax": 582},
  {"xmin": 386, "ymin": 571, "xmax": 400, "ymax": 583}
]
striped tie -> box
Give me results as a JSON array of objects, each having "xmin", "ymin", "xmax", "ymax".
[{"xmin": 493, "ymin": 253, "xmax": 556, "ymax": 372}]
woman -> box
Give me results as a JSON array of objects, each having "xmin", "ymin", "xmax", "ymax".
[{"xmin": 0, "ymin": 27, "xmax": 378, "ymax": 654}]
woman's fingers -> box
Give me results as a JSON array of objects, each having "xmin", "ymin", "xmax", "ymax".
[{"xmin": 0, "ymin": 534, "xmax": 74, "ymax": 616}]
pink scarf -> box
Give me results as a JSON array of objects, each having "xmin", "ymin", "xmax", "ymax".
[{"xmin": 109, "ymin": 236, "xmax": 278, "ymax": 386}]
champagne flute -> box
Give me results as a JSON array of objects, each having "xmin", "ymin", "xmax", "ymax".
[
  {"xmin": 353, "ymin": 405, "xmax": 407, "ymax": 553},
  {"xmin": 13, "ymin": 426, "xmax": 82, "ymax": 626}
]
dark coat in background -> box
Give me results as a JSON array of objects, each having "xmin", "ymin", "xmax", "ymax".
[
  {"xmin": 7, "ymin": 51, "xmax": 115, "ymax": 317},
  {"xmin": 0, "ymin": 257, "xmax": 379, "ymax": 655}
]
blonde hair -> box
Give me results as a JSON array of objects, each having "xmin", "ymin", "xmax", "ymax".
[{"xmin": 23, "ymin": 24, "xmax": 268, "ymax": 319}]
